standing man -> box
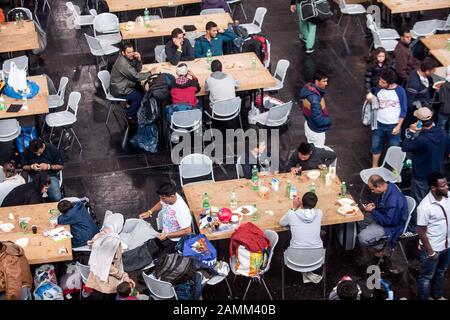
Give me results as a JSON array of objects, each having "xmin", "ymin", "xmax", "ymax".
[
  {"xmin": 393, "ymin": 28, "xmax": 420, "ymax": 84},
  {"xmin": 290, "ymin": 0, "xmax": 317, "ymax": 54},
  {"xmin": 194, "ymin": 21, "xmax": 237, "ymax": 58},
  {"xmin": 369, "ymin": 69, "xmax": 407, "ymax": 168},
  {"xmin": 110, "ymin": 41, "xmax": 156, "ymax": 119},
  {"xmin": 299, "ymin": 70, "xmax": 331, "ymax": 147},
  {"xmin": 416, "ymin": 172, "xmax": 450, "ymax": 300},
  {"xmin": 402, "ymin": 108, "xmax": 450, "ymax": 203},
  {"xmin": 165, "ymin": 28, "xmax": 195, "ymax": 66}
]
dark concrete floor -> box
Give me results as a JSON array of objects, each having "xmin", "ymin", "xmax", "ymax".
[{"xmin": 1, "ymin": 0, "xmax": 449, "ymax": 300}]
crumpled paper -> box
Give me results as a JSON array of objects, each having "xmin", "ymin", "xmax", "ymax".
[{"xmin": 0, "ymin": 223, "xmax": 15, "ymax": 232}]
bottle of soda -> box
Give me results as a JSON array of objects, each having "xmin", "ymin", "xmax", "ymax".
[
  {"xmin": 286, "ymin": 180, "xmax": 291, "ymax": 198},
  {"xmin": 202, "ymin": 192, "xmax": 210, "ymax": 211},
  {"xmin": 309, "ymin": 182, "xmax": 316, "ymax": 194},
  {"xmin": 230, "ymin": 190, "xmax": 237, "ymax": 209},
  {"xmin": 251, "ymin": 165, "xmax": 259, "ymax": 191},
  {"xmin": 143, "ymin": 8, "xmax": 150, "ymax": 27},
  {"xmin": 206, "ymin": 49, "xmax": 212, "ymax": 69},
  {"xmin": 340, "ymin": 181, "xmax": 347, "ymax": 197}
]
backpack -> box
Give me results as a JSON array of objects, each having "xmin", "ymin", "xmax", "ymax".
[
  {"xmin": 241, "ymin": 35, "xmax": 268, "ymax": 64},
  {"xmin": 153, "ymin": 253, "xmax": 197, "ymax": 286},
  {"xmin": 182, "ymin": 234, "xmax": 217, "ymax": 270},
  {"xmin": 299, "ymin": 0, "xmax": 333, "ymax": 25},
  {"xmin": 144, "ymin": 73, "xmax": 174, "ymax": 101},
  {"xmin": 140, "ymin": 94, "xmax": 160, "ymax": 124},
  {"xmin": 16, "ymin": 126, "xmax": 38, "ymax": 154}
]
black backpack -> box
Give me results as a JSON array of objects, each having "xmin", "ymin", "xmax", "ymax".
[
  {"xmin": 144, "ymin": 73, "xmax": 173, "ymax": 101},
  {"xmin": 241, "ymin": 35, "xmax": 268, "ymax": 64},
  {"xmin": 153, "ymin": 253, "xmax": 197, "ymax": 285},
  {"xmin": 299, "ymin": 0, "xmax": 333, "ymax": 25}
]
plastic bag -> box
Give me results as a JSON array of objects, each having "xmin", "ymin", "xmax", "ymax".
[{"xmin": 7, "ymin": 61, "xmax": 27, "ymax": 92}]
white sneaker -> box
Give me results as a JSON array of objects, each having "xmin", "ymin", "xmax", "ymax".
[
  {"xmin": 171, "ymin": 133, "xmax": 179, "ymax": 143},
  {"xmin": 305, "ymin": 48, "xmax": 315, "ymax": 54}
]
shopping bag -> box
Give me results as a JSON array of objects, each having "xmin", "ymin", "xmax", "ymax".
[
  {"xmin": 7, "ymin": 61, "xmax": 27, "ymax": 92},
  {"xmin": 182, "ymin": 234, "xmax": 217, "ymax": 269}
]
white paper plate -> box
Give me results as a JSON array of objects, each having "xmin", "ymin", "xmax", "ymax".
[
  {"xmin": 236, "ymin": 205, "xmax": 255, "ymax": 216},
  {"xmin": 337, "ymin": 198, "xmax": 355, "ymax": 206},
  {"xmin": 307, "ymin": 170, "xmax": 321, "ymax": 180},
  {"xmin": 337, "ymin": 205, "xmax": 358, "ymax": 216}
]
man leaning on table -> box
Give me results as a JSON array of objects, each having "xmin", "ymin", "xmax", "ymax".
[
  {"xmin": 165, "ymin": 28, "xmax": 195, "ymax": 66},
  {"xmin": 286, "ymin": 142, "xmax": 336, "ymax": 175},
  {"xmin": 194, "ymin": 21, "xmax": 237, "ymax": 58}
]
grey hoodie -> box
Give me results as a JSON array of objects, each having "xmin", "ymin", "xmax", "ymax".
[
  {"xmin": 279, "ymin": 208, "xmax": 323, "ymax": 249},
  {"xmin": 205, "ymin": 71, "xmax": 240, "ymax": 104}
]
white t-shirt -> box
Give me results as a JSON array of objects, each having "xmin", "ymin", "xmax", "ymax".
[
  {"xmin": 417, "ymin": 192, "xmax": 450, "ymax": 252},
  {"xmin": 376, "ymin": 88, "xmax": 401, "ymax": 125},
  {"xmin": 161, "ymin": 193, "xmax": 192, "ymax": 242}
]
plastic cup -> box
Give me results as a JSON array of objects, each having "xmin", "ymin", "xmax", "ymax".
[{"xmin": 32, "ymin": 225, "xmax": 37, "ymax": 234}]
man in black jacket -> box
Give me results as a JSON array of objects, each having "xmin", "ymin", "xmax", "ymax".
[
  {"xmin": 1, "ymin": 172, "xmax": 50, "ymax": 207},
  {"xmin": 285, "ymin": 142, "xmax": 336, "ymax": 174},
  {"xmin": 165, "ymin": 28, "xmax": 195, "ymax": 66}
]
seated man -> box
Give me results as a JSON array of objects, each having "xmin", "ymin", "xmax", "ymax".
[
  {"xmin": 165, "ymin": 28, "xmax": 195, "ymax": 66},
  {"xmin": 1, "ymin": 172, "xmax": 51, "ymax": 207},
  {"xmin": 170, "ymin": 63, "xmax": 201, "ymax": 108},
  {"xmin": 358, "ymin": 175, "xmax": 408, "ymax": 255},
  {"xmin": 279, "ymin": 192, "xmax": 323, "ymax": 249},
  {"xmin": 110, "ymin": 41, "xmax": 156, "ymax": 119},
  {"xmin": 139, "ymin": 182, "xmax": 192, "ymax": 255},
  {"xmin": 57, "ymin": 199, "xmax": 100, "ymax": 249},
  {"xmin": 0, "ymin": 241, "xmax": 33, "ymax": 300},
  {"xmin": 194, "ymin": 21, "xmax": 237, "ymax": 58},
  {"xmin": 0, "ymin": 161, "xmax": 25, "ymax": 206},
  {"xmin": 22, "ymin": 139, "xmax": 64, "ymax": 201},
  {"xmin": 241, "ymin": 138, "xmax": 271, "ymax": 179},
  {"xmin": 285, "ymin": 142, "xmax": 336, "ymax": 175},
  {"xmin": 205, "ymin": 59, "xmax": 240, "ymax": 105}
]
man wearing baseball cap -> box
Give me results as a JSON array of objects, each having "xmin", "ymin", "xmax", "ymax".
[{"xmin": 402, "ymin": 107, "xmax": 450, "ymax": 206}]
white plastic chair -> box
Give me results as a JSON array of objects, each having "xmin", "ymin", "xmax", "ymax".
[
  {"xmin": 337, "ymin": 0, "xmax": 366, "ymax": 36},
  {"xmin": 240, "ymin": 7, "xmax": 267, "ymax": 35},
  {"xmin": 360, "ymin": 146, "xmax": 406, "ymax": 184},
  {"xmin": 170, "ymin": 109, "xmax": 202, "ymax": 149},
  {"xmin": 142, "ymin": 272, "xmax": 178, "ymax": 300},
  {"xmin": 204, "ymin": 261, "xmax": 233, "ymax": 298},
  {"xmin": 84, "ymin": 33, "xmax": 119, "ymax": 70},
  {"xmin": 205, "ymin": 97, "xmax": 243, "ymax": 129},
  {"xmin": 263, "ymin": 59, "xmax": 290, "ymax": 92},
  {"xmin": 45, "ymin": 91, "xmax": 83, "ymax": 150},
  {"xmin": 227, "ymin": 0, "xmax": 247, "ymax": 21},
  {"xmin": 200, "ymin": 8, "xmax": 226, "ymax": 15},
  {"xmin": 411, "ymin": 18, "xmax": 447, "ymax": 39},
  {"xmin": 369, "ymin": 25, "xmax": 398, "ymax": 52},
  {"xmin": 264, "ymin": 39, "xmax": 271, "ymax": 68},
  {"xmin": 75, "ymin": 262, "xmax": 90, "ymax": 299},
  {"xmin": 185, "ymin": 31, "xmax": 205, "ymax": 48},
  {"xmin": 2, "ymin": 56, "xmax": 28, "ymax": 77},
  {"xmin": 66, "ymin": 2, "xmax": 97, "ymax": 29},
  {"xmin": 97, "ymin": 70, "xmax": 127, "ymax": 125},
  {"xmin": 48, "ymin": 77, "xmax": 69, "ymax": 109},
  {"xmin": 179, "ymin": 153, "xmax": 215, "ymax": 187},
  {"xmin": 255, "ymin": 101, "xmax": 293, "ymax": 127},
  {"xmin": 0, "ymin": 119, "xmax": 21, "ymax": 142},
  {"xmin": 230, "ymin": 230, "xmax": 278, "ymax": 300},
  {"xmin": 93, "ymin": 13, "xmax": 122, "ymax": 45},
  {"xmin": 366, "ymin": 14, "xmax": 399, "ymax": 40},
  {"xmin": 282, "ymin": 247, "xmax": 326, "ymax": 299},
  {"xmin": 154, "ymin": 45, "xmax": 167, "ymax": 63}
]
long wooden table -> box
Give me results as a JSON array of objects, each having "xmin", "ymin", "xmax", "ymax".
[
  {"xmin": 121, "ymin": 13, "xmax": 233, "ymax": 40},
  {"xmin": 0, "ymin": 20, "xmax": 39, "ymax": 54},
  {"xmin": 142, "ymin": 52, "xmax": 276, "ymax": 96},
  {"xmin": 106, "ymin": 0, "xmax": 201, "ymax": 13},
  {"xmin": 0, "ymin": 75, "xmax": 49, "ymax": 120},
  {"xmin": 380, "ymin": 0, "xmax": 450, "ymax": 14},
  {"xmin": 421, "ymin": 33, "xmax": 450, "ymax": 66},
  {"xmin": 0, "ymin": 203, "xmax": 73, "ymax": 264},
  {"xmin": 183, "ymin": 172, "xmax": 364, "ymax": 241}
]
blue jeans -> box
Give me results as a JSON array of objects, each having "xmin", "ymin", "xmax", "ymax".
[
  {"xmin": 47, "ymin": 175, "xmax": 62, "ymax": 201},
  {"xmin": 120, "ymin": 89, "xmax": 144, "ymax": 117},
  {"xmin": 418, "ymin": 248, "xmax": 450, "ymax": 300},
  {"xmin": 371, "ymin": 122, "xmax": 401, "ymax": 154},
  {"xmin": 438, "ymin": 113, "xmax": 450, "ymax": 137}
]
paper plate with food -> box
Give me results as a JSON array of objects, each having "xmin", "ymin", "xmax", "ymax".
[
  {"xmin": 236, "ymin": 205, "xmax": 255, "ymax": 216},
  {"xmin": 337, "ymin": 198, "xmax": 355, "ymax": 206},
  {"xmin": 337, "ymin": 205, "xmax": 359, "ymax": 216},
  {"xmin": 307, "ymin": 170, "xmax": 320, "ymax": 180}
]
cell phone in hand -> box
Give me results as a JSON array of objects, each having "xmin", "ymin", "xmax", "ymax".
[{"xmin": 359, "ymin": 197, "xmax": 369, "ymax": 206}]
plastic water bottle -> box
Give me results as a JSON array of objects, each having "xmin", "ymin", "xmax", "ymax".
[
  {"xmin": 251, "ymin": 165, "xmax": 259, "ymax": 191},
  {"xmin": 251, "ymin": 56, "xmax": 257, "ymax": 76},
  {"xmin": 252, "ymin": 204, "xmax": 259, "ymax": 222},
  {"xmin": 340, "ymin": 181, "xmax": 347, "ymax": 197},
  {"xmin": 309, "ymin": 183, "xmax": 316, "ymax": 194},
  {"xmin": 206, "ymin": 49, "xmax": 212, "ymax": 69},
  {"xmin": 143, "ymin": 8, "xmax": 150, "ymax": 27},
  {"xmin": 15, "ymin": 13, "xmax": 19, "ymax": 26},
  {"xmin": 202, "ymin": 193, "xmax": 210, "ymax": 211},
  {"xmin": 230, "ymin": 190, "xmax": 237, "ymax": 209},
  {"xmin": 290, "ymin": 185, "xmax": 298, "ymax": 199},
  {"xmin": 19, "ymin": 12, "xmax": 24, "ymax": 27}
]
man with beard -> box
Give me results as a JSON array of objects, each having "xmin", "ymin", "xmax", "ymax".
[{"xmin": 416, "ymin": 172, "xmax": 450, "ymax": 300}]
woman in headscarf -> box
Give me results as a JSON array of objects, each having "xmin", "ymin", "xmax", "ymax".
[
  {"xmin": 1, "ymin": 171, "xmax": 50, "ymax": 207},
  {"xmin": 86, "ymin": 211, "xmax": 134, "ymax": 300}
]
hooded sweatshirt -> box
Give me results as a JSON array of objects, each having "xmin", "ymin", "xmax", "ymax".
[
  {"xmin": 279, "ymin": 208, "xmax": 323, "ymax": 248},
  {"xmin": 299, "ymin": 83, "xmax": 331, "ymax": 133},
  {"xmin": 205, "ymin": 71, "xmax": 240, "ymax": 104},
  {"xmin": 401, "ymin": 126, "xmax": 450, "ymax": 181},
  {"xmin": 0, "ymin": 241, "xmax": 33, "ymax": 300},
  {"xmin": 1, "ymin": 172, "xmax": 48, "ymax": 207}
]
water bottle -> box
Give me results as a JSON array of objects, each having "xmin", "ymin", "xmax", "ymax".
[
  {"xmin": 19, "ymin": 12, "xmax": 24, "ymax": 27},
  {"xmin": 286, "ymin": 180, "xmax": 291, "ymax": 198},
  {"xmin": 15, "ymin": 13, "xmax": 19, "ymax": 26},
  {"xmin": 252, "ymin": 204, "xmax": 259, "ymax": 222},
  {"xmin": 309, "ymin": 183, "xmax": 316, "ymax": 194},
  {"xmin": 206, "ymin": 49, "xmax": 212, "ymax": 69},
  {"xmin": 251, "ymin": 56, "xmax": 257, "ymax": 76},
  {"xmin": 290, "ymin": 185, "xmax": 297, "ymax": 199},
  {"xmin": 230, "ymin": 190, "xmax": 237, "ymax": 209},
  {"xmin": 251, "ymin": 165, "xmax": 259, "ymax": 191},
  {"xmin": 143, "ymin": 8, "xmax": 150, "ymax": 27},
  {"xmin": 340, "ymin": 181, "xmax": 347, "ymax": 197},
  {"xmin": 202, "ymin": 193, "xmax": 210, "ymax": 211}
]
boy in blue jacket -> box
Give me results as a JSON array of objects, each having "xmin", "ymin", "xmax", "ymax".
[
  {"xmin": 57, "ymin": 199, "xmax": 99, "ymax": 248},
  {"xmin": 194, "ymin": 21, "xmax": 237, "ymax": 58}
]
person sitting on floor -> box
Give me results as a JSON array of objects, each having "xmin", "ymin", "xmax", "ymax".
[
  {"xmin": 139, "ymin": 182, "xmax": 192, "ymax": 255},
  {"xmin": 328, "ymin": 276, "xmax": 362, "ymax": 300},
  {"xmin": 116, "ymin": 281, "xmax": 148, "ymax": 300},
  {"xmin": 22, "ymin": 139, "xmax": 64, "ymax": 201},
  {"xmin": 0, "ymin": 161, "xmax": 25, "ymax": 206},
  {"xmin": 170, "ymin": 63, "xmax": 201, "ymax": 108},
  {"xmin": 285, "ymin": 142, "xmax": 336, "ymax": 175},
  {"xmin": 165, "ymin": 28, "xmax": 195, "ymax": 66},
  {"xmin": 194, "ymin": 21, "xmax": 237, "ymax": 58},
  {"xmin": 358, "ymin": 175, "xmax": 408, "ymax": 257},
  {"xmin": 1, "ymin": 172, "xmax": 50, "ymax": 207},
  {"xmin": 57, "ymin": 199, "xmax": 100, "ymax": 249},
  {"xmin": 205, "ymin": 59, "xmax": 240, "ymax": 105}
]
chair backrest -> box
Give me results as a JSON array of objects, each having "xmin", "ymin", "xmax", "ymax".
[
  {"xmin": 67, "ymin": 91, "xmax": 81, "ymax": 116},
  {"xmin": 264, "ymin": 39, "xmax": 271, "ymax": 68},
  {"xmin": 66, "ymin": 1, "xmax": 80, "ymax": 21},
  {"xmin": 171, "ymin": 109, "xmax": 202, "ymax": 130},
  {"xmin": 273, "ymin": 59, "xmax": 290, "ymax": 83},
  {"xmin": 366, "ymin": 13, "xmax": 376, "ymax": 30},
  {"xmin": 7, "ymin": 7, "xmax": 33, "ymax": 21},
  {"xmin": 97, "ymin": 70, "xmax": 111, "ymax": 96},
  {"xmin": 76, "ymin": 262, "xmax": 90, "ymax": 283},
  {"xmin": 253, "ymin": 7, "xmax": 267, "ymax": 28},
  {"xmin": 382, "ymin": 146, "xmax": 406, "ymax": 176},
  {"xmin": 284, "ymin": 247, "xmax": 326, "ymax": 272},
  {"xmin": 84, "ymin": 33, "xmax": 103, "ymax": 54},
  {"xmin": 262, "ymin": 230, "xmax": 278, "ymax": 274},
  {"xmin": 142, "ymin": 272, "xmax": 178, "ymax": 300},
  {"xmin": 56, "ymin": 77, "xmax": 69, "ymax": 103},
  {"xmin": 366, "ymin": 5, "xmax": 381, "ymax": 29},
  {"xmin": 211, "ymin": 97, "xmax": 241, "ymax": 119},
  {"xmin": 338, "ymin": 0, "xmax": 347, "ymax": 10},
  {"xmin": 154, "ymin": 45, "xmax": 167, "ymax": 63},
  {"xmin": 369, "ymin": 25, "xmax": 383, "ymax": 47},
  {"xmin": 264, "ymin": 101, "xmax": 293, "ymax": 126},
  {"xmin": 402, "ymin": 196, "xmax": 416, "ymax": 235},
  {"xmin": 93, "ymin": 12, "xmax": 119, "ymax": 35},
  {"xmin": 200, "ymin": 8, "xmax": 226, "ymax": 15},
  {"xmin": 179, "ymin": 153, "xmax": 214, "ymax": 186},
  {"xmin": 236, "ymin": 155, "xmax": 244, "ymax": 179}
]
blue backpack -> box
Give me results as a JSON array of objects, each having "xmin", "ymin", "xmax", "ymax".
[{"xmin": 182, "ymin": 234, "xmax": 217, "ymax": 270}]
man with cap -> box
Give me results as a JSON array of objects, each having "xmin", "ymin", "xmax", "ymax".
[
  {"xmin": 170, "ymin": 63, "xmax": 201, "ymax": 108},
  {"xmin": 402, "ymin": 107, "xmax": 450, "ymax": 204}
]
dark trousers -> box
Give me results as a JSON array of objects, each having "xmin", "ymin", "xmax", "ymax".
[
  {"xmin": 155, "ymin": 238, "xmax": 177, "ymax": 256},
  {"xmin": 418, "ymin": 248, "xmax": 450, "ymax": 300},
  {"xmin": 120, "ymin": 88, "xmax": 144, "ymax": 117}
]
